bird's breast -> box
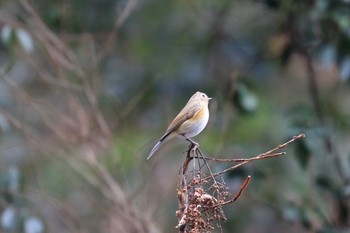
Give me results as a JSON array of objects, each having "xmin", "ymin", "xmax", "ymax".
[{"xmin": 178, "ymin": 105, "xmax": 209, "ymax": 138}]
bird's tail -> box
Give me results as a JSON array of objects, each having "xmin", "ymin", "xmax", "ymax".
[
  {"xmin": 147, "ymin": 140, "xmax": 163, "ymax": 160},
  {"xmin": 147, "ymin": 132, "xmax": 175, "ymax": 160}
]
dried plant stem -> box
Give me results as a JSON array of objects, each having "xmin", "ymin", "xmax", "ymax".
[
  {"xmin": 176, "ymin": 134, "xmax": 305, "ymax": 232},
  {"xmin": 220, "ymin": 175, "xmax": 251, "ymax": 206},
  {"xmin": 203, "ymin": 134, "xmax": 305, "ymax": 181}
]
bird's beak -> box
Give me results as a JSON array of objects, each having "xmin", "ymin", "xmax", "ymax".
[{"xmin": 208, "ymin": 97, "xmax": 212, "ymax": 100}]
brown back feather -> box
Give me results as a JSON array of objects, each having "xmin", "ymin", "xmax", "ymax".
[{"xmin": 159, "ymin": 102, "xmax": 201, "ymax": 141}]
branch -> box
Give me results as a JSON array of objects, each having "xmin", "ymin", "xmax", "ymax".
[
  {"xmin": 196, "ymin": 152, "xmax": 285, "ymax": 162},
  {"xmin": 202, "ymin": 134, "xmax": 305, "ymax": 180},
  {"xmin": 175, "ymin": 134, "xmax": 305, "ymax": 232},
  {"xmin": 218, "ymin": 175, "xmax": 251, "ymax": 207}
]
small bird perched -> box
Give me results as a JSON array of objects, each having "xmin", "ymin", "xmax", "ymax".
[{"xmin": 147, "ymin": 91, "xmax": 211, "ymax": 160}]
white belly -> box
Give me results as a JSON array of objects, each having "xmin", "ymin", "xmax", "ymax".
[{"xmin": 180, "ymin": 108, "xmax": 209, "ymax": 138}]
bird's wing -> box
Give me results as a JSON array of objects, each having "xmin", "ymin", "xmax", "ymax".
[{"xmin": 159, "ymin": 102, "xmax": 201, "ymax": 141}]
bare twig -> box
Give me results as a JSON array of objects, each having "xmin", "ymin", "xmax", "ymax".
[
  {"xmin": 176, "ymin": 134, "xmax": 305, "ymax": 232},
  {"xmin": 220, "ymin": 175, "xmax": 251, "ymax": 205},
  {"xmin": 195, "ymin": 152, "xmax": 286, "ymax": 162},
  {"xmin": 203, "ymin": 134, "xmax": 305, "ymax": 181}
]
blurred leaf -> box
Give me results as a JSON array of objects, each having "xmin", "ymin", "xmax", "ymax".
[
  {"xmin": 1, "ymin": 26, "xmax": 34, "ymax": 53},
  {"xmin": 294, "ymin": 139, "xmax": 311, "ymax": 169},
  {"xmin": 312, "ymin": 0, "xmax": 329, "ymax": 16},
  {"xmin": 280, "ymin": 44, "xmax": 293, "ymax": 66},
  {"xmin": 300, "ymin": 208, "xmax": 312, "ymax": 230},
  {"xmin": 0, "ymin": 114, "xmax": 10, "ymax": 132},
  {"xmin": 0, "ymin": 166, "xmax": 21, "ymax": 203},
  {"xmin": 334, "ymin": 191, "xmax": 349, "ymax": 226},
  {"xmin": 282, "ymin": 204, "xmax": 299, "ymax": 221},
  {"xmin": 318, "ymin": 45, "xmax": 336, "ymax": 67},
  {"xmin": 233, "ymin": 83, "xmax": 259, "ymax": 115},
  {"xmin": 331, "ymin": 11, "xmax": 350, "ymax": 34},
  {"xmin": 337, "ymin": 34, "xmax": 350, "ymax": 60},
  {"xmin": 8, "ymin": 166, "xmax": 20, "ymax": 193},
  {"xmin": 264, "ymin": 0, "xmax": 280, "ymax": 9},
  {"xmin": 15, "ymin": 29, "xmax": 34, "ymax": 53},
  {"xmin": 1, "ymin": 25, "xmax": 15, "ymax": 48},
  {"xmin": 339, "ymin": 56, "xmax": 350, "ymax": 81},
  {"xmin": 1, "ymin": 207, "xmax": 19, "ymax": 232},
  {"xmin": 315, "ymin": 175, "xmax": 334, "ymax": 190},
  {"xmin": 24, "ymin": 216, "xmax": 44, "ymax": 233},
  {"xmin": 341, "ymin": 183, "xmax": 350, "ymax": 197},
  {"xmin": 267, "ymin": 33, "xmax": 290, "ymax": 58}
]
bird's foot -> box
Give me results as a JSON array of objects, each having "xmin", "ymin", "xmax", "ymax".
[{"xmin": 186, "ymin": 138, "xmax": 199, "ymax": 151}]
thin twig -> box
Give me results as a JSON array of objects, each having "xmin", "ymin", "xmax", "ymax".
[
  {"xmin": 221, "ymin": 176, "xmax": 251, "ymax": 205},
  {"xmin": 195, "ymin": 152, "xmax": 286, "ymax": 162},
  {"xmin": 202, "ymin": 134, "xmax": 305, "ymax": 181}
]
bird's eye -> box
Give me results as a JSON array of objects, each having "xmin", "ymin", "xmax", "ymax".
[{"xmin": 201, "ymin": 94, "xmax": 206, "ymax": 98}]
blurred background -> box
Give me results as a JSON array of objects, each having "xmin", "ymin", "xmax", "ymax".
[{"xmin": 0, "ymin": 0, "xmax": 350, "ymax": 232}]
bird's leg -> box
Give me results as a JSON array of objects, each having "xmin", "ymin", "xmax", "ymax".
[{"xmin": 186, "ymin": 138, "xmax": 199, "ymax": 151}]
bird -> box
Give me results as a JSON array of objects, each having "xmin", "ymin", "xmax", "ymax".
[{"xmin": 147, "ymin": 91, "xmax": 211, "ymax": 160}]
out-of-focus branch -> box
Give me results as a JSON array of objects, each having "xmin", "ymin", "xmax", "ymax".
[
  {"xmin": 19, "ymin": 0, "xmax": 84, "ymax": 76},
  {"xmin": 97, "ymin": 0, "xmax": 139, "ymax": 62},
  {"xmin": 287, "ymin": 13, "xmax": 349, "ymax": 184},
  {"xmin": 0, "ymin": 1, "xmax": 153, "ymax": 232},
  {"xmin": 16, "ymin": 0, "xmax": 113, "ymax": 140}
]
